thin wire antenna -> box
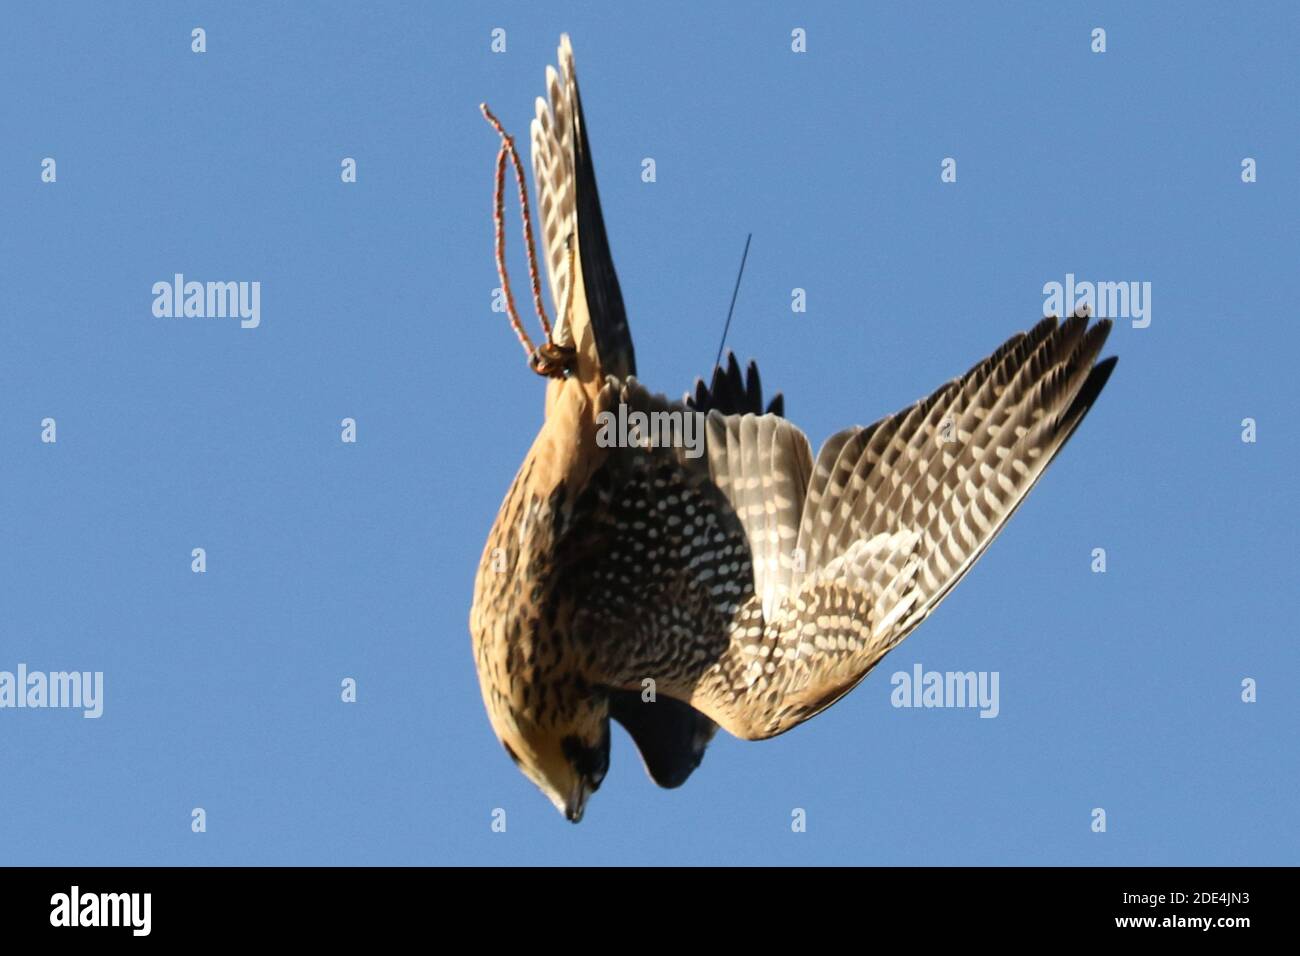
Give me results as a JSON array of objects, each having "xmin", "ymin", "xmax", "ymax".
[{"xmin": 712, "ymin": 233, "xmax": 753, "ymax": 374}]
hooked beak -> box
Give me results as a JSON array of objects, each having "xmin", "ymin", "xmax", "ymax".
[{"xmin": 564, "ymin": 779, "xmax": 591, "ymax": 823}]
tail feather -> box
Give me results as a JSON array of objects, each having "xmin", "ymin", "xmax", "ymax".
[{"xmin": 686, "ymin": 352, "xmax": 784, "ymax": 416}]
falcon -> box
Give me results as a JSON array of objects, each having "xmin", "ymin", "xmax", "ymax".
[{"xmin": 470, "ymin": 35, "xmax": 1116, "ymax": 822}]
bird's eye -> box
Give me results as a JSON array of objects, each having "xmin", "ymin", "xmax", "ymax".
[{"xmin": 562, "ymin": 728, "xmax": 610, "ymax": 790}]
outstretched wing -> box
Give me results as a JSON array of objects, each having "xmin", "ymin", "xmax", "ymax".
[
  {"xmin": 530, "ymin": 34, "xmax": 635, "ymax": 380},
  {"xmin": 576, "ymin": 315, "xmax": 1115, "ymax": 742}
]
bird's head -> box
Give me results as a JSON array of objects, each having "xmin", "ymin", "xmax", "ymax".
[{"xmin": 490, "ymin": 690, "xmax": 610, "ymax": 823}]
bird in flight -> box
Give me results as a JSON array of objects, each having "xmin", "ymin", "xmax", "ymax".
[{"xmin": 470, "ymin": 35, "xmax": 1116, "ymax": 822}]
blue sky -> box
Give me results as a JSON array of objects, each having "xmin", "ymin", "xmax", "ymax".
[{"xmin": 1, "ymin": 1, "xmax": 1296, "ymax": 865}]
